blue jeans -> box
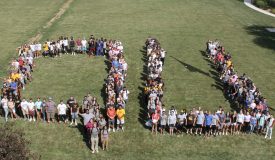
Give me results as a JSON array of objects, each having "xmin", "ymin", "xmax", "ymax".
[
  {"xmin": 3, "ymin": 107, "xmax": 9, "ymax": 122},
  {"xmin": 250, "ymin": 124, "xmax": 256, "ymax": 133},
  {"xmin": 71, "ymin": 112, "xmax": 78, "ymax": 120},
  {"xmin": 42, "ymin": 111, "xmax": 46, "ymax": 122}
]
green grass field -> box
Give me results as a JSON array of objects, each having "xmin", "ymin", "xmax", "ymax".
[{"xmin": 1, "ymin": 0, "xmax": 275, "ymax": 159}]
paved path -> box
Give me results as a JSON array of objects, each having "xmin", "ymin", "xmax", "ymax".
[{"xmin": 244, "ymin": 0, "xmax": 275, "ymax": 18}]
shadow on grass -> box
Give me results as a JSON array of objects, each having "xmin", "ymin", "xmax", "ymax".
[
  {"xmin": 138, "ymin": 46, "xmax": 150, "ymax": 129},
  {"xmin": 75, "ymin": 120, "xmax": 91, "ymax": 150},
  {"xmin": 170, "ymin": 56, "xmax": 211, "ymax": 77},
  {"xmin": 199, "ymin": 50, "xmax": 238, "ymax": 110},
  {"xmin": 245, "ymin": 25, "xmax": 275, "ymax": 51}
]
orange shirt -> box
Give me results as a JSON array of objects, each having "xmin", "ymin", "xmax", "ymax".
[{"xmin": 107, "ymin": 107, "xmax": 116, "ymax": 119}]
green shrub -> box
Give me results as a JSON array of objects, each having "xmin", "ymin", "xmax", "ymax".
[
  {"xmin": 271, "ymin": 8, "xmax": 275, "ymax": 14},
  {"xmin": 268, "ymin": 0, "xmax": 275, "ymax": 7},
  {"xmin": 255, "ymin": 0, "xmax": 268, "ymax": 9}
]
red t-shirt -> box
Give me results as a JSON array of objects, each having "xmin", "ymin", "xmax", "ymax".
[{"xmin": 107, "ymin": 108, "xmax": 116, "ymax": 119}]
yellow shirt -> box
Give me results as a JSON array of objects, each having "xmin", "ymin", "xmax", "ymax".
[
  {"xmin": 43, "ymin": 44, "xmax": 49, "ymax": 51},
  {"xmin": 10, "ymin": 73, "xmax": 20, "ymax": 81},
  {"xmin": 116, "ymin": 108, "xmax": 125, "ymax": 120},
  {"xmin": 226, "ymin": 60, "xmax": 232, "ymax": 68}
]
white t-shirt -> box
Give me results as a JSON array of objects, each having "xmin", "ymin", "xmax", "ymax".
[
  {"xmin": 81, "ymin": 40, "xmax": 87, "ymax": 47},
  {"xmin": 237, "ymin": 114, "xmax": 244, "ymax": 124},
  {"xmin": 21, "ymin": 101, "xmax": 29, "ymax": 110},
  {"xmin": 63, "ymin": 40, "xmax": 68, "ymax": 46},
  {"xmin": 57, "ymin": 104, "xmax": 67, "ymax": 115},
  {"xmin": 26, "ymin": 56, "xmax": 33, "ymax": 64},
  {"xmin": 1, "ymin": 98, "xmax": 8, "ymax": 108},
  {"xmin": 30, "ymin": 45, "xmax": 36, "ymax": 52},
  {"xmin": 28, "ymin": 102, "xmax": 35, "ymax": 111},
  {"xmin": 122, "ymin": 90, "xmax": 130, "ymax": 100},
  {"xmin": 268, "ymin": 118, "xmax": 274, "ymax": 128}
]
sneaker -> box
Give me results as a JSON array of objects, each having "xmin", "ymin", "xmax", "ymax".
[
  {"xmin": 92, "ymin": 151, "xmax": 95, "ymax": 154},
  {"xmin": 113, "ymin": 128, "xmax": 115, "ymax": 132},
  {"xmin": 33, "ymin": 118, "xmax": 36, "ymax": 122},
  {"xmin": 75, "ymin": 122, "xmax": 77, "ymax": 126},
  {"xmin": 108, "ymin": 128, "xmax": 111, "ymax": 132},
  {"xmin": 29, "ymin": 118, "xmax": 32, "ymax": 122},
  {"xmin": 96, "ymin": 150, "xmax": 99, "ymax": 153},
  {"xmin": 70, "ymin": 122, "xmax": 73, "ymax": 125}
]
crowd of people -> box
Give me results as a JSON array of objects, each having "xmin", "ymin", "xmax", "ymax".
[
  {"xmin": 0, "ymin": 35, "xmax": 129, "ymax": 153},
  {"xmin": 104, "ymin": 41, "xmax": 128, "ymax": 133},
  {"xmin": 141, "ymin": 38, "xmax": 274, "ymax": 140},
  {"xmin": 18, "ymin": 35, "xmax": 110, "ymax": 58}
]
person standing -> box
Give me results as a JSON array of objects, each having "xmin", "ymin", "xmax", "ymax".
[
  {"xmin": 91, "ymin": 122, "xmax": 99, "ymax": 154},
  {"xmin": 70, "ymin": 103, "xmax": 79, "ymax": 126},
  {"xmin": 151, "ymin": 110, "xmax": 160, "ymax": 134},
  {"xmin": 20, "ymin": 98, "xmax": 29, "ymax": 121},
  {"xmin": 101, "ymin": 126, "xmax": 109, "ymax": 151},
  {"xmin": 236, "ymin": 110, "xmax": 244, "ymax": 135},
  {"xmin": 116, "ymin": 105, "xmax": 125, "ymax": 131},
  {"xmin": 41, "ymin": 98, "xmax": 47, "ymax": 122},
  {"xmin": 204, "ymin": 111, "xmax": 213, "ymax": 137},
  {"xmin": 195, "ymin": 110, "xmax": 205, "ymax": 135},
  {"xmin": 160, "ymin": 110, "xmax": 167, "ymax": 134},
  {"xmin": 265, "ymin": 114, "xmax": 274, "ymax": 139},
  {"xmin": 107, "ymin": 105, "xmax": 116, "ymax": 132},
  {"xmin": 57, "ymin": 100, "xmax": 67, "ymax": 123},
  {"xmin": 28, "ymin": 98, "xmax": 35, "ymax": 122},
  {"xmin": 1, "ymin": 96, "xmax": 9, "ymax": 122},
  {"xmin": 8, "ymin": 98, "xmax": 18, "ymax": 120},
  {"xmin": 168, "ymin": 110, "xmax": 177, "ymax": 135},
  {"xmin": 46, "ymin": 97, "xmax": 56, "ymax": 123},
  {"xmin": 69, "ymin": 37, "xmax": 76, "ymax": 55},
  {"xmin": 34, "ymin": 98, "xmax": 42, "ymax": 121}
]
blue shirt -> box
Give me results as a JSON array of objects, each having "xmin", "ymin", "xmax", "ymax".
[
  {"xmin": 112, "ymin": 60, "xmax": 119, "ymax": 68},
  {"xmin": 205, "ymin": 114, "xmax": 213, "ymax": 126},
  {"xmin": 35, "ymin": 101, "xmax": 42, "ymax": 110},
  {"xmin": 10, "ymin": 82, "xmax": 17, "ymax": 90}
]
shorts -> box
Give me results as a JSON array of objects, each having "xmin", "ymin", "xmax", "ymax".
[
  {"xmin": 187, "ymin": 124, "xmax": 193, "ymax": 129},
  {"xmin": 152, "ymin": 119, "xmax": 158, "ymax": 124},
  {"xmin": 160, "ymin": 125, "xmax": 166, "ymax": 129},
  {"xmin": 237, "ymin": 122, "xmax": 243, "ymax": 125},
  {"xmin": 108, "ymin": 118, "xmax": 115, "ymax": 125},
  {"xmin": 226, "ymin": 122, "xmax": 231, "ymax": 126},
  {"xmin": 71, "ymin": 112, "xmax": 78, "ymax": 119},
  {"xmin": 22, "ymin": 108, "xmax": 29, "ymax": 115},
  {"xmin": 148, "ymin": 108, "xmax": 155, "ymax": 116},
  {"xmin": 29, "ymin": 110, "xmax": 34, "ymax": 116},
  {"xmin": 117, "ymin": 119, "xmax": 125, "ymax": 125},
  {"xmin": 82, "ymin": 46, "xmax": 87, "ymax": 52},
  {"xmin": 47, "ymin": 112, "xmax": 55, "ymax": 119},
  {"xmin": 212, "ymin": 125, "xmax": 217, "ymax": 130},
  {"xmin": 59, "ymin": 114, "xmax": 67, "ymax": 121},
  {"xmin": 169, "ymin": 124, "xmax": 175, "ymax": 128},
  {"xmin": 205, "ymin": 125, "xmax": 211, "ymax": 132},
  {"xmin": 77, "ymin": 46, "xmax": 81, "ymax": 51},
  {"xmin": 196, "ymin": 124, "xmax": 202, "ymax": 128}
]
